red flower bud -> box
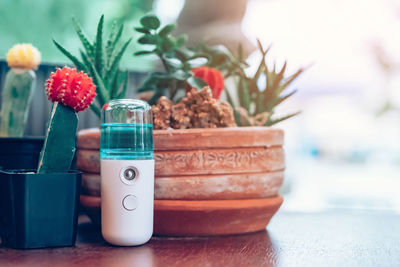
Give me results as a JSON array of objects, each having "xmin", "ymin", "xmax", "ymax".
[
  {"xmin": 46, "ymin": 67, "xmax": 96, "ymax": 112},
  {"xmin": 192, "ymin": 66, "xmax": 224, "ymax": 99}
]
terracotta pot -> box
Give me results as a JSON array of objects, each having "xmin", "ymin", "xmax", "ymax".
[
  {"xmin": 80, "ymin": 195, "xmax": 283, "ymax": 236},
  {"xmin": 77, "ymin": 127, "xmax": 284, "ymax": 200},
  {"xmin": 77, "ymin": 127, "xmax": 285, "ymax": 235}
]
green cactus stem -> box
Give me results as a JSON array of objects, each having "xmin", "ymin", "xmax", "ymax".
[
  {"xmin": 37, "ymin": 102, "xmax": 78, "ymax": 173},
  {"xmin": 0, "ymin": 68, "xmax": 36, "ymax": 137}
]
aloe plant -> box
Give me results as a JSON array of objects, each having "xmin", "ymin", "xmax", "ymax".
[
  {"xmin": 225, "ymin": 40, "xmax": 305, "ymax": 126},
  {"xmin": 53, "ymin": 15, "xmax": 131, "ymax": 117}
]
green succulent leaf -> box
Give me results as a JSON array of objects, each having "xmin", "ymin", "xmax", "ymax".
[
  {"xmin": 106, "ymin": 24, "xmax": 124, "ymax": 63},
  {"xmin": 134, "ymin": 27, "xmax": 151, "ymax": 34},
  {"xmin": 171, "ymin": 69, "xmax": 190, "ymax": 80},
  {"xmin": 266, "ymin": 111, "xmax": 301, "ymax": 126},
  {"xmin": 117, "ymin": 71, "xmax": 129, "ymax": 98},
  {"xmin": 53, "ymin": 39, "xmax": 86, "ymax": 71},
  {"xmin": 148, "ymin": 89, "xmax": 163, "ymax": 105},
  {"xmin": 159, "ymin": 24, "xmax": 175, "ymax": 36},
  {"xmin": 95, "ymin": 15, "xmax": 104, "ymax": 76},
  {"xmin": 175, "ymin": 47, "xmax": 195, "ymax": 61},
  {"xmin": 238, "ymin": 78, "xmax": 251, "ymax": 111},
  {"xmin": 90, "ymin": 104, "xmax": 101, "ymax": 117},
  {"xmin": 79, "ymin": 49, "xmax": 93, "ymax": 76},
  {"xmin": 140, "ymin": 15, "xmax": 161, "ymax": 30},
  {"xmin": 186, "ymin": 56, "xmax": 208, "ymax": 68},
  {"xmin": 224, "ymin": 88, "xmax": 236, "ymax": 108},
  {"xmin": 138, "ymin": 34, "xmax": 158, "ymax": 45},
  {"xmin": 175, "ymin": 35, "xmax": 187, "ymax": 47},
  {"xmin": 187, "ymin": 76, "xmax": 208, "ymax": 89},
  {"xmin": 232, "ymin": 108, "xmax": 252, "ymax": 127},
  {"xmin": 134, "ymin": 50, "xmax": 154, "ymax": 56},
  {"xmin": 90, "ymin": 62, "xmax": 109, "ymax": 106},
  {"xmin": 110, "ymin": 70, "xmax": 120, "ymax": 98},
  {"xmin": 107, "ymin": 38, "xmax": 132, "ymax": 79},
  {"xmin": 72, "ymin": 17, "xmax": 94, "ymax": 59},
  {"xmin": 162, "ymin": 54, "xmax": 183, "ymax": 68},
  {"xmin": 54, "ymin": 15, "xmax": 131, "ymax": 118},
  {"xmin": 161, "ymin": 37, "xmax": 175, "ymax": 51}
]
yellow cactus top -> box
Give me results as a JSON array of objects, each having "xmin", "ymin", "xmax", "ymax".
[{"xmin": 6, "ymin": 43, "xmax": 41, "ymax": 70}]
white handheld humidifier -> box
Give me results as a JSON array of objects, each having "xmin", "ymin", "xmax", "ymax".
[{"xmin": 100, "ymin": 99, "xmax": 154, "ymax": 246}]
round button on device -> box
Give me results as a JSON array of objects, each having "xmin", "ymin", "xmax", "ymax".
[
  {"xmin": 122, "ymin": 195, "xmax": 138, "ymax": 211},
  {"xmin": 120, "ymin": 166, "xmax": 139, "ymax": 185}
]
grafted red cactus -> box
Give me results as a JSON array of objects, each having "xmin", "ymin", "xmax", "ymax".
[
  {"xmin": 38, "ymin": 67, "xmax": 97, "ymax": 173},
  {"xmin": 192, "ymin": 66, "xmax": 224, "ymax": 99},
  {"xmin": 46, "ymin": 67, "xmax": 97, "ymax": 112}
]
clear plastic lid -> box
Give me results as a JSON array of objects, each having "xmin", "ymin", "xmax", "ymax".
[{"xmin": 100, "ymin": 99, "xmax": 153, "ymax": 160}]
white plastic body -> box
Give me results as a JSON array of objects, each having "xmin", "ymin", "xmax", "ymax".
[{"xmin": 101, "ymin": 159, "xmax": 154, "ymax": 246}]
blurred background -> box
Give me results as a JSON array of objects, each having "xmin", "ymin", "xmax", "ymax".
[{"xmin": 1, "ymin": 0, "xmax": 400, "ymax": 212}]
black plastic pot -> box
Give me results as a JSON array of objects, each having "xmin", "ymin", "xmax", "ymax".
[
  {"xmin": 0, "ymin": 170, "xmax": 81, "ymax": 249},
  {"xmin": 0, "ymin": 137, "xmax": 44, "ymax": 170}
]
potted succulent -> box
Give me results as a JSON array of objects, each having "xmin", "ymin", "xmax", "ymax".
[
  {"xmin": 53, "ymin": 15, "xmax": 131, "ymax": 117},
  {"xmin": 0, "ymin": 44, "xmax": 44, "ymax": 170},
  {"xmin": 0, "ymin": 67, "xmax": 96, "ymax": 248},
  {"xmin": 72, "ymin": 15, "xmax": 304, "ymax": 236}
]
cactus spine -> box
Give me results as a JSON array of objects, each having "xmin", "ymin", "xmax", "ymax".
[
  {"xmin": 0, "ymin": 69, "xmax": 36, "ymax": 137},
  {"xmin": 37, "ymin": 103, "xmax": 78, "ymax": 173}
]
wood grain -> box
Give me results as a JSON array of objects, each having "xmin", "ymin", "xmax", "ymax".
[{"xmin": 1, "ymin": 210, "xmax": 400, "ymax": 267}]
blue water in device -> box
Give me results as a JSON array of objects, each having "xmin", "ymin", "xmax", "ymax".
[{"xmin": 100, "ymin": 123, "xmax": 154, "ymax": 160}]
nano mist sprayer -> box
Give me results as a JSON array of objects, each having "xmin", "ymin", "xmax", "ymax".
[{"xmin": 100, "ymin": 99, "xmax": 154, "ymax": 246}]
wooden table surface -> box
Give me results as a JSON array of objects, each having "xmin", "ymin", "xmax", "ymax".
[{"xmin": 1, "ymin": 209, "xmax": 399, "ymax": 267}]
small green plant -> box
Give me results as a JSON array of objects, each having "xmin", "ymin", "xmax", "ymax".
[
  {"xmin": 0, "ymin": 44, "xmax": 40, "ymax": 137},
  {"xmin": 53, "ymin": 15, "xmax": 131, "ymax": 117},
  {"xmin": 225, "ymin": 40, "xmax": 305, "ymax": 126},
  {"xmin": 194, "ymin": 43, "xmax": 249, "ymax": 79},
  {"xmin": 134, "ymin": 15, "xmax": 210, "ymax": 104}
]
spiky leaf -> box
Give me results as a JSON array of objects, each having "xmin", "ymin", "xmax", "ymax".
[
  {"xmin": 238, "ymin": 78, "xmax": 251, "ymax": 110},
  {"xmin": 72, "ymin": 17, "xmax": 94, "ymax": 59},
  {"xmin": 266, "ymin": 111, "xmax": 301, "ymax": 126},
  {"xmin": 107, "ymin": 38, "xmax": 132, "ymax": 79},
  {"xmin": 106, "ymin": 23, "xmax": 124, "ymax": 62},
  {"xmin": 95, "ymin": 15, "xmax": 104, "ymax": 76},
  {"xmin": 90, "ymin": 62, "xmax": 109, "ymax": 106},
  {"xmin": 53, "ymin": 39, "xmax": 86, "ymax": 71},
  {"xmin": 90, "ymin": 103, "xmax": 101, "ymax": 117},
  {"xmin": 117, "ymin": 71, "xmax": 129, "ymax": 98}
]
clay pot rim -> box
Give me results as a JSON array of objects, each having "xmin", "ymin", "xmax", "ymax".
[
  {"xmin": 154, "ymin": 126, "xmax": 283, "ymax": 135},
  {"xmin": 154, "ymin": 196, "xmax": 283, "ymax": 211},
  {"xmin": 77, "ymin": 126, "xmax": 284, "ymax": 150}
]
